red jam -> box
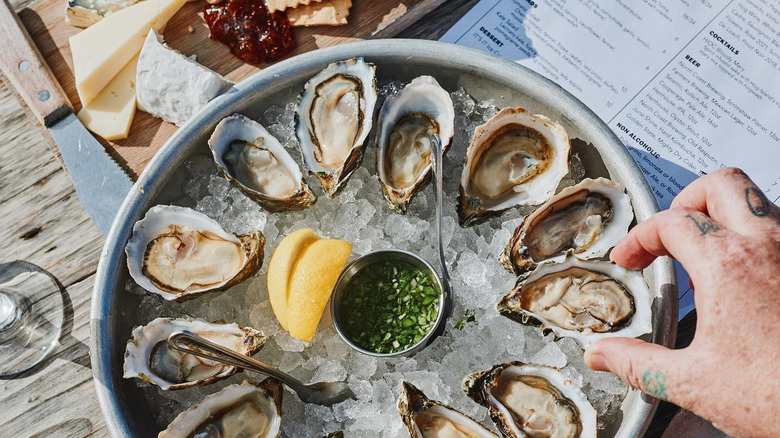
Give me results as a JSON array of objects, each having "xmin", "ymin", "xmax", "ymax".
[{"xmin": 204, "ymin": 0, "xmax": 297, "ymax": 65}]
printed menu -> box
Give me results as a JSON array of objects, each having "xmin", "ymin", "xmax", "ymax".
[{"xmin": 442, "ymin": 0, "xmax": 780, "ymax": 318}]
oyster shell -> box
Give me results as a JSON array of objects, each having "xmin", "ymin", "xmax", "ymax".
[
  {"xmin": 375, "ymin": 76, "xmax": 455, "ymax": 213},
  {"xmin": 123, "ymin": 318, "xmax": 266, "ymax": 390},
  {"xmin": 125, "ymin": 205, "xmax": 265, "ymax": 301},
  {"xmin": 398, "ymin": 381, "xmax": 499, "ymax": 438},
  {"xmin": 498, "ymin": 256, "xmax": 652, "ymax": 347},
  {"xmin": 500, "ymin": 178, "xmax": 634, "ymax": 274},
  {"xmin": 209, "ymin": 114, "xmax": 316, "ymax": 212},
  {"xmin": 458, "ymin": 108, "xmax": 570, "ymax": 226},
  {"xmin": 295, "ymin": 57, "xmax": 377, "ymax": 197},
  {"xmin": 463, "ymin": 362, "xmax": 597, "ymax": 438},
  {"xmin": 159, "ymin": 379, "xmax": 282, "ymax": 438}
]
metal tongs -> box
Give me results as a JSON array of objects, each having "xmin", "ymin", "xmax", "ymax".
[{"xmin": 167, "ymin": 331, "xmax": 355, "ymax": 406}]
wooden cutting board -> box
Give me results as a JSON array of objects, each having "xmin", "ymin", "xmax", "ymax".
[{"xmin": 15, "ymin": 0, "xmax": 445, "ymax": 178}]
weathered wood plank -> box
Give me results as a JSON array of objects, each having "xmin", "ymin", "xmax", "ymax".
[
  {"xmin": 0, "ymin": 141, "xmax": 103, "ymax": 286},
  {"xmin": 2, "ymin": 379, "xmax": 107, "ymax": 438},
  {"xmin": 0, "ymin": 276, "xmax": 94, "ymax": 427},
  {"xmin": 0, "ymin": 83, "xmax": 60, "ymax": 205},
  {"xmin": 0, "ymin": 9, "xmax": 106, "ymax": 429}
]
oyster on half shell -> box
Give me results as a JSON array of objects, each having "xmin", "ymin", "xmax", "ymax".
[
  {"xmin": 295, "ymin": 57, "xmax": 377, "ymax": 197},
  {"xmin": 498, "ymin": 256, "xmax": 652, "ymax": 348},
  {"xmin": 125, "ymin": 205, "xmax": 264, "ymax": 301},
  {"xmin": 398, "ymin": 381, "xmax": 499, "ymax": 438},
  {"xmin": 159, "ymin": 379, "xmax": 283, "ymax": 438},
  {"xmin": 500, "ymin": 178, "xmax": 634, "ymax": 274},
  {"xmin": 463, "ymin": 362, "xmax": 597, "ymax": 438},
  {"xmin": 375, "ymin": 75, "xmax": 455, "ymax": 213},
  {"xmin": 123, "ymin": 318, "xmax": 266, "ymax": 390},
  {"xmin": 209, "ymin": 114, "xmax": 316, "ymax": 212},
  {"xmin": 458, "ymin": 108, "xmax": 570, "ymax": 227}
]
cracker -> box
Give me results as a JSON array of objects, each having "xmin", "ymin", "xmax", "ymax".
[
  {"xmin": 265, "ymin": 0, "xmax": 323, "ymax": 13},
  {"xmin": 288, "ymin": 0, "xmax": 352, "ymax": 27}
]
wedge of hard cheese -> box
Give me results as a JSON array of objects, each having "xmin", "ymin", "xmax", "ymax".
[
  {"xmin": 76, "ymin": 55, "xmax": 138, "ymax": 141},
  {"xmin": 69, "ymin": 0, "xmax": 187, "ymax": 106}
]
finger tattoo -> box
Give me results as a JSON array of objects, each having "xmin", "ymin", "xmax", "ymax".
[
  {"xmin": 745, "ymin": 187, "xmax": 772, "ymax": 217},
  {"xmin": 686, "ymin": 214, "xmax": 721, "ymax": 236},
  {"xmin": 642, "ymin": 370, "xmax": 669, "ymax": 401}
]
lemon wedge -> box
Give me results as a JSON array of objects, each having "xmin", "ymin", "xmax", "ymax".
[{"xmin": 267, "ymin": 229, "xmax": 352, "ymax": 341}]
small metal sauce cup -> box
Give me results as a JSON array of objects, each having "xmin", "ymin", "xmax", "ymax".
[{"xmin": 330, "ymin": 249, "xmax": 451, "ymax": 357}]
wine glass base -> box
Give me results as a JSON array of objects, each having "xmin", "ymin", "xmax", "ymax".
[{"xmin": 0, "ymin": 261, "xmax": 64, "ymax": 378}]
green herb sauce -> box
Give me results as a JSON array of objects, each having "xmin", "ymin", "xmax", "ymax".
[{"xmin": 338, "ymin": 260, "xmax": 440, "ymax": 354}]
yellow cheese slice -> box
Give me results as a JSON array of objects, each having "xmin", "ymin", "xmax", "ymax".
[
  {"xmin": 77, "ymin": 55, "xmax": 139, "ymax": 141},
  {"xmin": 69, "ymin": 0, "xmax": 187, "ymax": 106}
]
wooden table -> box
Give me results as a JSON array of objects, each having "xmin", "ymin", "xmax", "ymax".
[{"xmin": 0, "ymin": 0, "xmax": 695, "ymax": 436}]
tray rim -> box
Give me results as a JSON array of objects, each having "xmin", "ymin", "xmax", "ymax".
[{"xmin": 90, "ymin": 39, "xmax": 677, "ymax": 438}]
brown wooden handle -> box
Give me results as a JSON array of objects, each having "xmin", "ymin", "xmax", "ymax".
[{"xmin": 0, "ymin": 0, "xmax": 71, "ymax": 126}]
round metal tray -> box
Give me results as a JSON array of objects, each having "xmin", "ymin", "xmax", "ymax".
[{"xmin": 91, "ymin": 39, "xmax": 677, "ymax": 437}]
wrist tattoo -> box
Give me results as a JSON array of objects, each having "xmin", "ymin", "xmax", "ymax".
[
  {"xmin": 745, "ymin": 187, "xmax": 772, "ymax": 217},
  {"xmin": 686, "ymin": 214, "xmax": 721, "ymax": 235},
  {"xmin": 642, "ymin": 370, "xmax": 669, "ymax": 401}
]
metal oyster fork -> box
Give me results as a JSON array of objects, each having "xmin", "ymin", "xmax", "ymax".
[
  {"xmin": 167, "ymin": 331, "xmax": 355, "ymax": 406},
  {"xmin": 430, "ymin": 134, "xmax": 453, "ymax": 321}
]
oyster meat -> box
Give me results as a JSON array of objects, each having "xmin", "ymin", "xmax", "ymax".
[
  {"xmin": 498, "ymin": 256, "xmax": 652, "ymax": 347},
  {"xmin": 458, "ymin": 108, "xmax": 570, "ymax": 226},
  {"xmin": 500, "ymin": 178, "xmax": 634, "ymax": 274},
  {"xmin": 295, "ymin": 57, "xmax": 377, "ymax": 197},
  {"xmin": 463, "ymin": 362, "xmax": 596, "ymax": 438},
  {"xmin": 375, "ymin": 75, "xmax": 455, "ymax": 213},
  {"xmin": 125, "ymin": 205, "xmax": 265, "ymax": 301},
  {"xmin": 209, "ymin": 114, "xmax": 316, "ymax": 212},
  {"xmin": 159, "ymin": 379, "xmax": 282, "ymax": 438},
  {"xmin": 123, "ymin": 318, "xmax": 266, "ymax": 390},
  {"xmin": 398, "ymin": 381, "xmax": 499, "ymax": 438}
]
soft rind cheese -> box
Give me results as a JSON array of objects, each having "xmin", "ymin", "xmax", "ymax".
[
  {"xmin": 65, "ymin": 0, "xmax": 140, "ymax": 28},
  {"xmin": 136, "ymin": 30, "xmax": 233, "ymax": 127},
  {"xmin": 77, "ymin": 55, "xmax": 139, "ymax": 141},
  {"xmin": 69, "ymin": 0, "xmax": 187, "ymax": 106}
]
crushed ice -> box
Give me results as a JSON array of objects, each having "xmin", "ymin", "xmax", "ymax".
[{"xmin": 131, "ymin": 86, "xmax": 627, "ymax": 436}]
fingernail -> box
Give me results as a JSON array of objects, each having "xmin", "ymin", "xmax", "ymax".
[{"xmin": 584, "ymin": 349, "xmax": 608, "ymax": 371}]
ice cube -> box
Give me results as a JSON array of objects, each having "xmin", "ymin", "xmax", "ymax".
[
  {"xmin": 312, "ymin": 360, "xmax": 348, "ymax": 383},
  {"xmin": 263, "ymin": 105, "xmax": 285, "ymax": 125},
  {"xmin": 274, "ymin": 332, "xmax": 306, "ymax": 352},
  {"xmin": 207, "ymin": 176, "xmax": 231, "ymax": 198},
  {"xmin": 530, "ymin": 341, "xmax": 568, "ymax": 368},
  {"xmin": 457, "ymin": 250, "xmax": 487, "ymax": 289},
  {"xmin": 451, "ymin": 88, "xmax": 476, "ymax": 117},
  {"xmin": 345, "ymin": 351, "xmax": 378, "ymax": 379},
  {"xmin": 348, "ymin": 375, "xmax": 374, "ymax": 401},
  {"xmin": 324, "ymin": 336, "xmax": 352, "ymax": 362}
]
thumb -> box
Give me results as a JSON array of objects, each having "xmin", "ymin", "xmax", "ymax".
[{"xmin": 585, "ymin": 338, "xmax": 690, "ymax": 406}]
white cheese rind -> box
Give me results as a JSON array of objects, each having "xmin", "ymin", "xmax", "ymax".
[
  {"xmin": 136, "ymin": 30, "xmax": 233, "ymax": 127},
  {"xmin": 65, "ymin": 0, "xmax": 140, "ymax": 28}
]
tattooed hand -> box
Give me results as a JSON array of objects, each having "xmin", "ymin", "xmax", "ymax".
[{"xmin": 584, "ymin": 168, "xmax": 780, "ymax": 438}]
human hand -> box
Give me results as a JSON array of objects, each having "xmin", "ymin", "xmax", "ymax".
[{"xmin": 584, "ymin": 168, "xmax": 780, "ymax": 438}]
